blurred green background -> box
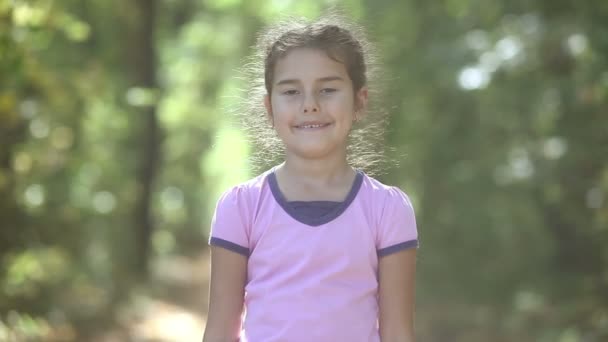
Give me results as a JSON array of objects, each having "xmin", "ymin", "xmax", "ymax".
[{"xmin": 1, "ymin": 0, "xmax": 607, "ymax": 341}]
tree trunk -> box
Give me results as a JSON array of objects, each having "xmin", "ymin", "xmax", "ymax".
[{"xmin": 130, "ymin": 0, "xmax": 160, "ymax": 279}]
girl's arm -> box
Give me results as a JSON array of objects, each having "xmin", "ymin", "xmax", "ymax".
[
  {"xmin": 202, "ymin": 246, "xmax": 248, "ymax": 342},
  {"xmin": 378, "ymin": 248, "xmax": 417, "ymax": 342}
]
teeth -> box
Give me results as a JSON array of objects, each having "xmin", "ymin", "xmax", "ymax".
[{"xmin": 300, "ymin": 124, "xmax": 325, "ymax": 128}]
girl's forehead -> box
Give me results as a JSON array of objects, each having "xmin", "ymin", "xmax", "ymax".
[{"xmin": 273, "ymin": 48, "xmax": 349, "ymax": 81}]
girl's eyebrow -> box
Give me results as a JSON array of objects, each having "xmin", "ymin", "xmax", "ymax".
[
  {"xmin": 317, "ymin": 76, "xmax": 345, "ymax": 82},
  {"xmin": 275, "ymin": 76, "xmax": 345, "ymax": 86}
]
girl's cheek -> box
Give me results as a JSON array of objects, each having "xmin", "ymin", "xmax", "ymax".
[
  {"xmin": 286, "ymin": 94, "xmax": 302, "ymax": 103},
  {"xmin": 273, "ymin": 99, "xmax": 288, "ymax": 109}
]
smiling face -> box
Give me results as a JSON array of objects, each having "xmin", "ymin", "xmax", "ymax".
[{"xmin": 265, "ymin": 48, "xmax": 368, "ymax": 160}]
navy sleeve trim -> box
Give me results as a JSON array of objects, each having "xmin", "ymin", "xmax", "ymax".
[
  {"xmin": 378, "ymin": 239, "xmax": 419, "ymax": 257},
  {"xmin": 209, "ymin": 237, "xmax": 249, "ymax": 257}
]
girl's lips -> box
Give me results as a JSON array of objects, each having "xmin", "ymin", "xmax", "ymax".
[{"xmin": 294, "ymin": 123, "xmax": 332, "ymax": 129}]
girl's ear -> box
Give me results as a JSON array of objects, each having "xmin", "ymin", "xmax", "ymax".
[
  {"xmin": 264, "ymin": 94, "xmax": 274, "ymax": 126},
  {"xmin": 355, "ymin": 86, "xmax": 369, "ymax": 119}
]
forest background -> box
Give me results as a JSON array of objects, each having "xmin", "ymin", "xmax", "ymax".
[{"xmin": 1, "ymin": 0, "xmax": 607, "ymax": 341}]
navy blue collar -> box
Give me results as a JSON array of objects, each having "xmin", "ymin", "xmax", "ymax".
[{"xmin": 267, "ymin": 170, "xmax": 364, "ymax": 227}]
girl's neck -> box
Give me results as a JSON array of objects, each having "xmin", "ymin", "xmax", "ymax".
[
  {"xmin": 274, "ymin": 157, "xmax": 357, "ymax": 202},
  {"xmin": 279, "ymin": 153, "xmax": 354, "ymax": 185}
]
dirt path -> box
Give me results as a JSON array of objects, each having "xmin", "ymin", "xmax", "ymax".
[{"xmin": 91, "ymin": 250, "xmax": 211, "ymax": 342}]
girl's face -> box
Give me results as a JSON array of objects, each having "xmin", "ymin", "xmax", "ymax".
[{"xmin": 265, "ymin": 48, "xmax": 368, "ymax": 161}]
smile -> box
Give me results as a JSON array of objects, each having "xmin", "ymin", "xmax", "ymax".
[{"xmin": 295, "ymin": 123, "xmax": 331, "ymax": 129}]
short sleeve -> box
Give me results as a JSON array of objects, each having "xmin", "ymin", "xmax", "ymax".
[
  {"xmin": 376, "ymin": 187, "xmax": 419, "ymax": 257},
  {"xmin": 208, "ymin": 186, "xmax": 250, "ymax": 257}
]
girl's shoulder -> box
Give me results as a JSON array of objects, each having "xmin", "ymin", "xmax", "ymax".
[
  {"xmin": 357, "ymin": 173, "xmax": 417, "ymax": 225},
  {"xmin": 359, "ymin": 173, "xmax": 418, "ymax": 244},
  {"xmin": 214, "ymin": 169, "xmax": 273, "ymax": 206},
  {"xmin": 359, "ymin": 172, "xmax": 413, "ymax": 203}
]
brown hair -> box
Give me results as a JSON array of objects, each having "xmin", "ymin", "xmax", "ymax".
[
  {"xmin": 263, "ymin": 24, "xmax": 367, "ymax": 95},
  {"xmin": 235, "ymin": 13, "xmax": 389, "ymax": 175}
]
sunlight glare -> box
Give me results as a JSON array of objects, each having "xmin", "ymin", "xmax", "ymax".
[
  {"xmin": 458, "ymin": 67, "xmax": 489, "ymax": 90},
  {"xmin": 132, "ymin": 301, "xmax": 205, "ymax": 342},
  {"xmin": 92, "ymin": 191, "xmax": 116, "ymax": 214},
  {"xmin": 29, "ymin": 118, "xmax": 49, "ymax": 139},
  {"xmin": 543, "ymin": 137, "xmax": 567, "ymax": 160},
  {"xmin": 495, "ymin": 36, "xmax": 522, "ymax": 61},
  {"xmin": 567, "ymin": 34, "xmax": 588, "ymax": 56},
  {"xmin": 24, "ymin": 184, "xmax": 44, "ymax": 207}
]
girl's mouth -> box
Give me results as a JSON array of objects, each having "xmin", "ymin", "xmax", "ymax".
[{"xmin": 295, "ymin": 123, "xmax": 331, "ymax": 129}]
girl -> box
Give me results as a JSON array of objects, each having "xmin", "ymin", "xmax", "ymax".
[{"xmin": 203, "ymin": 14, "xmax": 419, "ymax": 342}]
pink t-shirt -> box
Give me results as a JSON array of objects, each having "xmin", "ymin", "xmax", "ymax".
[{"xmin": 209, "ymin": 168, "xmax": 418, "ymax": 342}]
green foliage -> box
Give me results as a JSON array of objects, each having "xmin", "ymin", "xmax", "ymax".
[
  {"xmin": 0, "ymin": 0, "xmax": 606, "ymax": 340},
  {"xmin": 370, "ymin": 0, "xmax": 608, "ymax": 340}
]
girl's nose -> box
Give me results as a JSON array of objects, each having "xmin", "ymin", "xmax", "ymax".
[
  {"xmin": 303, "ymin": 94, "xmax": 319, "ymax": 113},
  {"xmin": 303, "ymin": 106, "xmax": 318, "ymax": 113}
]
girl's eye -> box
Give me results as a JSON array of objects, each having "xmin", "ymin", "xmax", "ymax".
[
  {"xmin": 283, "ymin": 89, "xmax": 299, "ymax": 95},
  {"xmin": 321, "ymin": 88, "xmax": 337, "ymax": 94}
]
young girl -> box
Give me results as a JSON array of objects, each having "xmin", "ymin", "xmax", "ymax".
[{"xmin": 203, "ymin": 14, "xmax": 419, "ymax": 342}]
